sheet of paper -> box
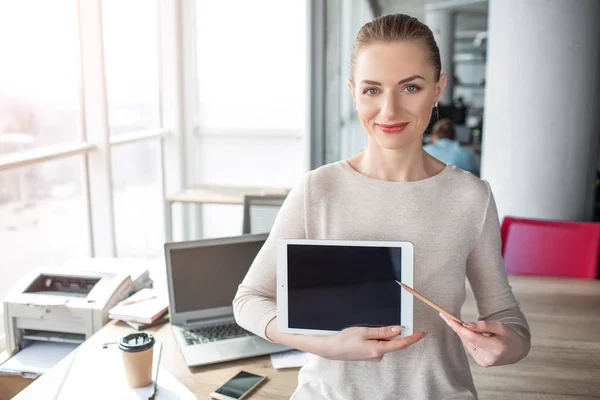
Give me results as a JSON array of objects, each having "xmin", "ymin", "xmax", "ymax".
[
  {"xmin": 151, "ymin": 369, "xmax": 197, "ymax": 400},
  {"xmin": 270, "ymin": 350, "xmax": 308, "ymax": 369},
  {"xmin": 55, "ymin": 342, "xmax": 196, "ymax": 400},
  {"xmin": 0, "ymin": 341, "xmax": 79, "ymax": 377}
]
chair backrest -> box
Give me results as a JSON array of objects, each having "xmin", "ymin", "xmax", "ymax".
[
  {"xmin": 242, "ymin": 194, "xmax": 287, "ymax": 235},
  {"xmin": 501, "ymin": 216, "xmax": 600, "ymax": 279}
]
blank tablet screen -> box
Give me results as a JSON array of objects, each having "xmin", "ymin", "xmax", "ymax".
[{"xmin": 287, "ymin": 244, "xmax": 402, "ymax": 331}]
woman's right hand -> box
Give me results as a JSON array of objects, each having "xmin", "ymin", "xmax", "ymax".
[
  {"xmin": 322, "ymin": 326, "xmax": 427, "ymax": 362},
  {"xmin": 266, "ymin": 318, "xmax": 427, "ymax": 362}
]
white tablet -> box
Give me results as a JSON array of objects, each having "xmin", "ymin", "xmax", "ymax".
[{"xmin": 276, "ymin": 239, "xmax": 414, "ymax": 338}]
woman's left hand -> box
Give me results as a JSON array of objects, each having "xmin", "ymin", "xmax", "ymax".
[{"xmin": 440, "ymin": 313, "xmax": 530, "ymax": 367}]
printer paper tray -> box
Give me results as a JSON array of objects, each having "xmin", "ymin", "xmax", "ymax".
[
  {"xmin": 22, "ymin": 329, "xmax": 85, "ymax": 344},
  {"xmin": 0, "ymin": 341, "xmax": 79, "ymax": 378}
]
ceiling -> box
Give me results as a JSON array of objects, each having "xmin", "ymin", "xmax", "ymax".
[{"xmin": 381, "ymin": 0, "xmax": 488, "ymax": 23}]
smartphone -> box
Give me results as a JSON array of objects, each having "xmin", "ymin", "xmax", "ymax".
[{"xmin": 210, "ymin": 371, "xmax": 267, "ymax": 400}]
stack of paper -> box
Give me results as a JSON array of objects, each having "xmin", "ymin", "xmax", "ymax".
[
  {"xmin": 109, "ymin": 289, "xmax": 169, "ymax": 324},
  {"xmin": 0, "ymin": 341, "xmax": 79, "ymax": 378},
  {"xmin": 270, "ymin": 350, "xmax": 309, "ymax": 369}
]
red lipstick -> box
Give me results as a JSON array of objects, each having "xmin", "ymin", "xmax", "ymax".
[{"xmin": 376, "ymin": 122, "xmax": 409, "ymax": 134}]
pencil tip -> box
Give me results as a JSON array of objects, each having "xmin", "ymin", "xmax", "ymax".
[{"xmin": 395, "ymin": 280, "xmax": 402, "ymax": 285}]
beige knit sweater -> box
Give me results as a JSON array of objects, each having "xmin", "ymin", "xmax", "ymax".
[{"xmin": 233, "ymin": 160, "xmax": 529, "ymax": 400}]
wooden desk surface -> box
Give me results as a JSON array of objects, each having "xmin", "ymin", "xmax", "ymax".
[
  {"xmin": 166, "ymin": 184, "xmax": 290, "ymax": 205},
  {"xmin": 11, "ymin": 276, "xmax": 600, "ymax": 399}
]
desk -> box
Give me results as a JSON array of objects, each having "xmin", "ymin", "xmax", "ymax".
[
  {"xmin": 164, "ymin": 184, "xmax": 289, "ymax": 241},
  {"xmin": 9, "ymin": 276, "xmax": 600, "ymax": 399}
]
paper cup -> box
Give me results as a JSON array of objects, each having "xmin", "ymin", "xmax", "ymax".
[{"xmin": 118, "ymin": 332, "xmax": 155, "ymax": 388}]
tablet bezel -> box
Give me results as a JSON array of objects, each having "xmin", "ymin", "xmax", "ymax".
[{"xmin": 276, "ymin": 239, "xmax": 414, "ymax": 338}]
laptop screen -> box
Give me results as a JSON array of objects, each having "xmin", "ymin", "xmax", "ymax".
[{"xmin": 168, "ymin": 237, "xmax": 266, "ymax": 313}]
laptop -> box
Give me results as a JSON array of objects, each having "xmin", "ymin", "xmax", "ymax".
[{"xmin": 164, "ymin": 234, "xmax": 289, "ymax": 367}]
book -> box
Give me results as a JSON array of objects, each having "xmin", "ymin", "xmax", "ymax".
[
  {"xmin": 109, "ymin": 289, "xmax": 169, "ymax": 324},
  {"xmin": 124, "ymin": 313, "xmax": 170, "ymax": 331}
]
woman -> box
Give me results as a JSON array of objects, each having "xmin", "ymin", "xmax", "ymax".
[{"xmin": 233, "ymin": 14, "xmax": 530, "ymax": 400}]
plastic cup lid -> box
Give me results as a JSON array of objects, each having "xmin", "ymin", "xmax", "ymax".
[{"xmin": 118, "ymin": 332, "xmax": 155, "ymax": 353}]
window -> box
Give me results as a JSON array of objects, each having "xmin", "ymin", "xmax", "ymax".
[
  {"xmin": 0, "ymin": 157, "xmax": 91, "ymax": 301},
  {"xmin": 0, "ymin": 0, "xmax": 81, "ymax": 154},
  {"xmin": 102, "ymin": 0, "xmax": 160, "ymax": 135},
  {"xmin": 111, "ymin": 141, "xmax": 163, "ymax": 258},
  {"xmin": 0, "ymin": 0, "xmax": 174, "ymax": 311},
  {"xmin": 0, "ymin": 1, "xmax": 89, "ymax": 309},
  {"xmin": 102, "ymin": 0, "xmax": 164, "ymax": 257},
  {"xmin": 338, "ymin": 0, "xmax": 373, "ymax": 159},
  {"xmin": 195, "ymin": 0, "xmax": 307, "ymax": 131},
  {"xmin": 190, "ymin": 1, "xmax": 309, "ymax": 239}
]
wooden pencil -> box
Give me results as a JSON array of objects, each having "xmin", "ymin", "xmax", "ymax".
[{"xmin": 395, "ymin": 280, "xmax": 464, "ymax": 324}]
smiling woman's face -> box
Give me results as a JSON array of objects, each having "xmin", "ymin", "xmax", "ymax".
[{"xmin": 349, "ymin": 40, "xmax": 446, "ymax": 151}]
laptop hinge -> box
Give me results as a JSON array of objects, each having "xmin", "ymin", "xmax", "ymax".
[{"xmin": 184, "ymin": 315, "xmax": 233, "ymax": 327}]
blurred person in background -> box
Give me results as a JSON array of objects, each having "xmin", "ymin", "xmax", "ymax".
[{"xmin": 424, "ymin": 119, "xmax": 477, "ymax": 174}]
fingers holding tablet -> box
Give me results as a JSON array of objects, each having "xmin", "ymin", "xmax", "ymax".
[{"xmin": 321, "ymin": 326, "xmax": 426, "ymax": 362}]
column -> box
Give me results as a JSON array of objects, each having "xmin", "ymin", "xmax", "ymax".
[
  {"xmin": 425, "ymin": 9, "xmax": 454, "ymax": 105},
  {"xmin": 481, "ymin": 0, "xmax": 600, "ymax": 221}
]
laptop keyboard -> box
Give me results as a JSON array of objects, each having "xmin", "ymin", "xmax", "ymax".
[{"xmin": 182, "ymin": 323, "xmax": 251, "ymax": 346}]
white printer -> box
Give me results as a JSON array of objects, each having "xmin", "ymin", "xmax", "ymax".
[{"xmin": 3, "ymin": 265, "xmax": 133, "ymax": 356}]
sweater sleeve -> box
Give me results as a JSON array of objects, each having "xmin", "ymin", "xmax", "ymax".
[
  {"xmin": 232, "ymin": 174, "xmax": 308, "ymax": 340},
  {"xmin": 466, "ymin": 181, "xmax": 530, "ymax": 334}
]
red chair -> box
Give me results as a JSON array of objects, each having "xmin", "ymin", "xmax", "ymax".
[{"xmin": 500, "ymin": 216, "xmax": 600, "ymax": 279}]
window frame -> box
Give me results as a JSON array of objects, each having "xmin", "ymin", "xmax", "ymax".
[{"xmin": 0, "ymin": 0, "xmax": 187, "ymax": 256}]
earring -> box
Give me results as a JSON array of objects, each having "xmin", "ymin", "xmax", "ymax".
[
  {"xmin": 434, "ymin": 102, "xmax": 438, "ymax": 108},
  {"xmin": 434, "ymin": 102, "xmax": 440, "ymax": 120}
]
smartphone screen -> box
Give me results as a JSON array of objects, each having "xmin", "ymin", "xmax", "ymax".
[{"xmin": 212, "ymin": 371, "xmax": 266, "ymax": 399}]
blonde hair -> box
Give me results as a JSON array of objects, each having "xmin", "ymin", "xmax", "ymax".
[{"xmin": 351, "ymin": 14, "xmax": 441, "ymax": 82}]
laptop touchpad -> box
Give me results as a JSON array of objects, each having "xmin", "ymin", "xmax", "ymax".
[{"xmin": 216, "ymin": 340, "xmax": 258, "ymax": 357}]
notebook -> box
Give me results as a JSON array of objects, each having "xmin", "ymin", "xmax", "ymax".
[
  {"xmin": 109, "ymin": 289, "xmax": 169, "ymax": 324},
  {"xmin": 124, "ymin": 314, "xmax": 170, "ymax": 331}
]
